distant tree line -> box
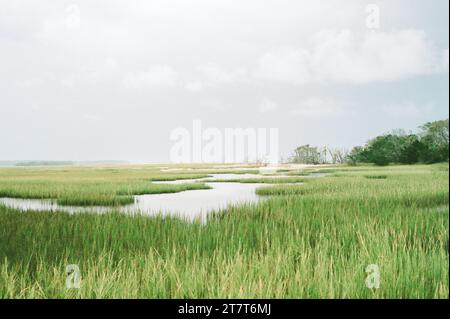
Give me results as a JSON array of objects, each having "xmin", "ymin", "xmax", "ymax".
[
  {"xmin": 15, "ymin": 161, "xmax": 75, "ymax": 167},
  {"xmin": 290, "ymin": 145, "xmax": 349, "ymax": 165},
  {"xmin": 290, "ymin": 119, "xmax": 449, "ymax": 166}
]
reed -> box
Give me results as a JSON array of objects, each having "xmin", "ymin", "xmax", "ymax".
[{"xmin": 0, "ymin": 164, "xmax": 448, "ymax": 298}]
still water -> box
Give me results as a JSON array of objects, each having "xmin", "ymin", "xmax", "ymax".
[{"xmin": 0, "ymin": 174, "xmax": 286, "ymax": 221}]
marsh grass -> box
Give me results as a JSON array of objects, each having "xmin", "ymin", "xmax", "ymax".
[
  {"xmin": 0, "ymin": 164, "xmax": 448, "ymax": 298},
  {"xmin": 207, "ymin": 177, "xmax": 306, "ymax": 184},
  {"xmin": 0, "ymin": 166, "xmax": 212, "ymax": 206},
  {"xmin": 364, "ymin": 175, "xmax": 388, "ymax": 179}
]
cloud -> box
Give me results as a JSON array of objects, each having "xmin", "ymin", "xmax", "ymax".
[
  {"xmin": 259, "ymin": 98, "xmax": 278, "ymax": 113},
  {"xmin": 0, "ymin": 1, "xmax": 448, "ymax": 162},
  {"xmin": 291, "ymin": 97, "xmax": 348, "ymax": 117},
  {"xmin": 255, "ymin": 30, "xmax": 448, "ymax": 84},
  {"xmin": 123, "ymin": 65, "xmax": 178, "ymax": 90},
  {"xmin": 201, "ymin": 99, "xmax": 228, "ymax": 111},
  {"xmin": 443, "ymin": 49, "xmax": 449, "ymax": 72},
  {"xmin": 83, "ymin": 113, "xmax": 100, "ymax": 122},
  {"xmin": 14, "ymin": 76, "xmax": 48, "ymax": 88},
  {"xmin": 198, "ymin": 63, "xmax": 243, "ymax": 83},
  {"xmin": 185, "ymin": 63, "xmax": 248, "ymax": 91},
  {"xmin": 255, "ymin": 47, "xmax": 312, "ymax": 84},
  {"xmin": 380, "ymin": 102, "xmax": 434, "ymax": 118},
  {"xmin": 31, "ymin": 103, "xmax": 41, "ymax": 112},
  {"xmin": 185, "ymin": 81, "xmax": 205, "ymax": 92}
]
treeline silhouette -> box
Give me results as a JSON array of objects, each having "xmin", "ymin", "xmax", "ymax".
[
  {"xmin": 348, "ymin": 119, "xmax": 449, "ymax": 165},
  {"xmin": 290, "ymin": 119, "xmax": 449, "ymax": 166}
]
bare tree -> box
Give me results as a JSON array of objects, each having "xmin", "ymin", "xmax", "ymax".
[{"xmin": 328, "ymin": 148, "xmax": 349, "ymax": 164}]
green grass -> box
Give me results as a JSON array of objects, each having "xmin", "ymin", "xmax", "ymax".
[
  {"xmin": 207, "ymin": 177, "xmax": 306, "ymax": 184},
  {"xmin": 0, "ymin": 166, "xmax": 211, "ymax": 206},
  {"xmin": 0, "ymin": 164, "xmax": 448, "ymax": 298},
  {"xmin": 364, "ymin": 175, "xmax": 388, "ymax": 179}
]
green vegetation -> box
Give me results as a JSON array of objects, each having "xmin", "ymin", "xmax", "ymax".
[
  {"xmin": 290, "ymin": 119, "xmax": 449, "ymax": 166},
  {"xmin": 148, "ymin": 170, "xmax": 259, "ymax": 182},
  {"xmin": 348, "ymin": 119, "xmax": 449, "ymax": 165},
  {"xmin": 364, "ymin": 175, "xmax": 388, "ymax": 180},
  {"xmin": 207, "ymin": 177, "xmax": 306, "ymax": 184},
  {"xmin": 290, "ymin": 145, "xmax": 349, "ymax": 164},
  {"xmin": 0, "ymin": 166, "xmax": 212, "ymax": 206},
  {"xmin": 0, "ymin": 163, "xmax": 448, "ymax": 298},
  {"xmin": 290, "ymin": 144, "xmax": 330, "ymax": 164}
]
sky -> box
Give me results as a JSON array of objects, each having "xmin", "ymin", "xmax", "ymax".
[{"xmin": 0, "ymin": 0, "xmax": 448, "ymax": 162}]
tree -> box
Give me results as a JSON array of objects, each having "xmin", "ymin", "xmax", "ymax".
[
  {"xmin": 398, "ymin": 134, "xmax": 424, "ymax": 164},
  {"xmin": 293, "ymin": 118, "xmax": 449, "ymax": 166},
  {"xmin": 328, "ymin": 148, "xmax": 349, "ymax": 164},
  {"xmin": 361, "ymin": 134, "xmax": 406, "ymax": 165},
  {"xmin": 346, "ymin": 146, "xmax": 365, "ymax": 165},
  {"xmin": 291, "ymin": 144, "xmax": 324, "ymax": 164},
  {"xmin": 345, "ymin": 133, "xmax": 423, "ymax": 165},
  {"xmin": 419, "ymin": 119, "xmax": 449, "ymax": 163}
]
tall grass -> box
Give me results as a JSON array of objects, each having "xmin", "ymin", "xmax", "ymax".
[
  {"xmin": 0, "ymin": 164, "xmax": 448, "ymax": 298},
  {"xmin": 0, "ymin": 166, "xmax": 211, "ymax": 206},
  {"xmin": 207, "ymin": 177, "xmax": 306, "ymax": 184}
]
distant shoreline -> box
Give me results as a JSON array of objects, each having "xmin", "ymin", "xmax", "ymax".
[{"xmin": 0, "ymin": 160, "xmax": 129, "ymax": 167}]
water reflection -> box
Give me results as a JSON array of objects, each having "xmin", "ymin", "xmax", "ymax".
[{"xmin": 0, "ymin": 174, "xmax": 275, "ymax": 221}]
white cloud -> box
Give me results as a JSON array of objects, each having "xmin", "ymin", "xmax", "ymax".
[
  {"xmin": 31, "ymin": 103, "xmax": 41, "ymax": 112},
  {"xmin": 291, "ymin": 97, "xmax": 347, "ymax": 117},
  {"xmin": 255, "ymin": 47, "xmax": 312, "ymax": 84},
  {"xmin": 80, "ymin": 57, "xmax": 119, "ymax": 86},
  {"xmin": 185, "ymin": 81, "xmax": 205, "ymax": 92},
  {"xmin": 185, "ymin": 63, "xmax": 248, "ymax": 91},
  {"xmin": 124, "ymin": 65, "xmax": 178, "ymax": 90},
  {"xmin": 442, "ymin": 49, "xmax": 449, "ymax": 72},
  {"xmin": 201, "ymin": 99, "xmax": 228, "ymax": 111},
  {"xmin": 255, "ymin": 30, "xmax": 448, "ymax": 84},
  {"xmin": 259, "ymin": 98, "xmax": 278, "ymax": 113},
  {"xmin": 198, "ymin": 63, "xmax": 240, "ymax": 83},
  {"xmin": 55, "ymin": 58, "xmax": 120, "ymax": 88},
  {"xmin": 14, "ymin": 76, "xmax": 48, "ymax": 88},
  {"xmin": 0, "ymin": 1, "xmax": 448, "ymax": 161},
  {"xmin": 380, "ymin": 102, "xmax": 434, "ymax": 118},
  {"xmin": 83, "ymin": 113, "xmax": 100, "ymax": 122}
]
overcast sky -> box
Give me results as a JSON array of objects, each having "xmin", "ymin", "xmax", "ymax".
[{"xmin": 1, "ymin": 0, "xmax": 448, "ymax": 162}]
